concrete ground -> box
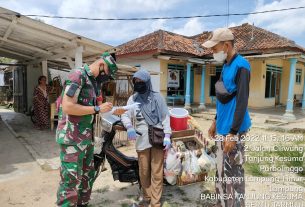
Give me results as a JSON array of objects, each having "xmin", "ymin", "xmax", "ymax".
[{"xmin": 0, "ymin": 106, "xmax": 304, "ymax": 207}]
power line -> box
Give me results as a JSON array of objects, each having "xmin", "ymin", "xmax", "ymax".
[{"xmin": 1, "ymin": 6, "xmax": 305, "ymax": 21}]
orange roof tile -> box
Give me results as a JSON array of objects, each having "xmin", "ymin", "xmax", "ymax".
[
  {"xmin": 116, "ymin": 23, "xmax": 305, "ymax": 58},
  {"xmin": 116, "ymin": 30, "xmax": 201, "ymax": 57}
]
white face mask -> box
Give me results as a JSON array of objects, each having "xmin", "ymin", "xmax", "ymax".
[
  {"xmin": 213, "ymin": 51, "xmax": 227, "ymax": 63},
  {"xmin": 213, "ymin": 44, "xmax": 228, "ymax": 63}
]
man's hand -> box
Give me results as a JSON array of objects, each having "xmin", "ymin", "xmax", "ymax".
[
  {"xmin": 223, "ymin": 134, "xmax": 237, "ymax": 153},
  {"xmin": 113, "ymin": 108, "xmax": 127, "ymax": 116},
  {"xmin": 99, "ymin": 102, "xmax": 113, "ymax": 113},
  {"xmin": 208, "ymin": 120, "xmax": 216, "ymax": 139}
]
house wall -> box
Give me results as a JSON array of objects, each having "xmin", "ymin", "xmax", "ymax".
[
  {"xmin": 247, "ymin": 59, "xmax": 268, "ymax": 108},
  {"xmin": 117, "ymin": 55, "xmax": 161, "ymax": 92},
  {"xmin": 203, "ymin": 67, "xmax": 213, "ymax": 105},
  {"xmin": 159, "ymin": 59, "xmax": 188, "ymax": 98},
  {"xmin": 253, "ymin": 58, "xmax": 283, "ymax": 108},
  {"xmin": 264, "ymin": 59, "xmax": 305, "ymax": 107},
  {"xmin": 246, "ymin": 58, "xmax": 305, "ymax": 108}
]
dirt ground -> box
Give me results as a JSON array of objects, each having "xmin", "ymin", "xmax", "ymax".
[
  {"xmin": 0, "ymin": 144, "xmax": 214, "ymax": 207},
  {"xmin": 1, "ymin": 108, "xmax": 304, "ymax": 207}
]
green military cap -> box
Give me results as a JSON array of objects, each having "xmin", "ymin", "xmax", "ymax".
[{"xmin": 101, "ymin": 52, "xmax": 118, "ymax": 79}]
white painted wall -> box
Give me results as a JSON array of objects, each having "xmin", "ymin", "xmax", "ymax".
[{"xmin": 117, "ymin": 55, "xmax": 161, "ymax": 92}]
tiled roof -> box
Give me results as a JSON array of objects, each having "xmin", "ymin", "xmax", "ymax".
[
  {"xmin": 116, "ymin": 23, "xmax": 305, "ymax": 57},
  {"xmin": 194, "ymin": 23, "xmax": 305, "ymax": 55},
  {"xmin": 115, "ymin": 30, "xmax": 202, "ymax": 57}
]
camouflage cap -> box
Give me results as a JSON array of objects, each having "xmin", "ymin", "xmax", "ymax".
[{"xmin": 101, "ymin": 52, "xmax": 118, "ymax": 79}]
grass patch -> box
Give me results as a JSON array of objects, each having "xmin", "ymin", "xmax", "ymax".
[
  {"xmin": 293, "ymin": 139, "xmax": 305, "ymax": 146},
  {"xmin": 244, "ymin": 151, "xmax": 272, "ymax": 176},
  {"xmin": 274, "ymin": 149, "xmax": 305, "ymax": 176},
  {"xmin": 245, "ymin": 146, "xmax": 304, "ymax": 176},
  {"xmin": 274, "ymin": 150, "xmax": 303, "ymax": 167},
  {"xmin": 294, "ymin": 181, "xmax": 305, "ymax": 188},
  {"xmin": 244, "ymin": 162, "xmax": 271, "ymax": 177}
]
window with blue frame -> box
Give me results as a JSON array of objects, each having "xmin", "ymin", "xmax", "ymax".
[
  {"xmin": 296, "ymin": 69, "xmax": 302, "ymax": 84},
  {"xmin": 209, "ymin": 66, "xmax": 222, "ymax": 96},
  {"xmin": 265, "ymin": 64, "xmax": 282, "ymax": 98}
]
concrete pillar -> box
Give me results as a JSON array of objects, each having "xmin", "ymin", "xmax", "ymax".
[
  {"xmin": 184, "ymin": 63, "xmax": 192, "ymax": 109},
  {"xmin": 199, "ymin": 65, "xmax": 206, "ymax": 110},
  {"xmin": 75, "ymin": 46, "xmax": 83, "ymax": 68},
  {"xmin": 302, "ymin": 64, "xmax": 305, "ymax": 112},
  {"xmin": 283, "ymin": 58, "xmax": 297, "ymax": 120},
  {"xmin": 42, "ymin": 60, "xmax": 48, "ymax": 82}
]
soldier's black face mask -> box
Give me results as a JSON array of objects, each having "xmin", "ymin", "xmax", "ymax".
[
  {"xmin": 96, "ymin": 67, "xmax": 111, "ymax": 84},
  {"xmin": 134, "ymin": 82, "xmax": 147, "ymax": 94}
]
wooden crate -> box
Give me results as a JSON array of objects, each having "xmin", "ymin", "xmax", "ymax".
[
  {"xmin": 171, "ymin": 129, "xmax": 195, "ymax": 138},
  {"xmin": 171, "ymin": 135, "xmax": 207, "ymax": 186}
]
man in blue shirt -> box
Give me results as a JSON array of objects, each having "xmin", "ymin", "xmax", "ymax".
[{"xmin": 203, "ymin": 28, "xmax": 251, "ymax": 207}]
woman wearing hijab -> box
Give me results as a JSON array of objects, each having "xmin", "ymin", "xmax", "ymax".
[
  {"xmin": 33, "ymin": 75, "xmax": 51, "ymax": 129},
  {"xmin": 121, "ymin": 69, "xmax": 172, "ymax": 207}
]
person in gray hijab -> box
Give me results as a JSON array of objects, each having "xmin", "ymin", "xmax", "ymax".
[{"xmin": 121, "ymin": 69, "xmax": 172, "ymax": 207}]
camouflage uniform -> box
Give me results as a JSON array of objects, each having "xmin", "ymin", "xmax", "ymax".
[
  {"xmin": 214, "ymin": 134, "xmax": 246, "ymax": 207},
  {"xmin": 56, "ymin": 64, "xmax": 99, "ymax": 207}
]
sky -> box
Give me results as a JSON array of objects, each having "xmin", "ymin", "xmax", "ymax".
[{"xmin": 0, "ymin": 0, "xmax": 305, "ymax": 47}]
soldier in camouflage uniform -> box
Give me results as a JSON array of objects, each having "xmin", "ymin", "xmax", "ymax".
[
  {"xmin": 56, "ymin": 53, "xmax": 118, "ymax": 207},
  {"xmin": 203, "ymin": 28, "xmax": 251, "ymax": 207}
]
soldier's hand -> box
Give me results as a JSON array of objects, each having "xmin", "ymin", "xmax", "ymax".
[
  {"xmin": 208, "ymin": 120, "xmax": 216, "ymax": 139},
  {"xmin": 99, "ymin": 102, "xmax": 113, "ymax": 113},
  {"xmin": 113, "ymin": 108, "xmax": 127, "ymax": 116},
  {"xmin": 223, "ymin": 134, "xmax": 237, "ymax": 153}
]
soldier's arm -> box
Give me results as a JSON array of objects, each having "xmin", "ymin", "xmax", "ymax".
[
  {"xmin": 62, "ymin": 69, "xmax": 95, "ymax": 116},
  {"xmin": 62, "ymin": 86, "xmax": 95, "ymax": 116}
]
